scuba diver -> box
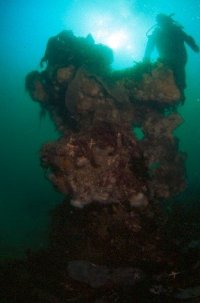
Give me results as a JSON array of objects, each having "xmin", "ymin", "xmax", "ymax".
[{"xmin": 143, "ymin": 14, "xmax": 199, "ymax": 103}]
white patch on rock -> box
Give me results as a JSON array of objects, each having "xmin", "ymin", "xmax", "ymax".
[{"xmin": 129, "ymin": 192, "xmax": 149, "ymax": 208}]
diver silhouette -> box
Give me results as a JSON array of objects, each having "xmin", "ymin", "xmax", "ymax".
[{"xmin": 144, "ymin": 14, "xmax": 199, "ymax": 103}]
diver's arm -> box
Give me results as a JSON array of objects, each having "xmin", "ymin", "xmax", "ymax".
[
  {"xmin": 40, "ymin": 36, "xmax": 56, "ymax": 68},
  {"xmin": 143, "ymin": 34, "xmax": 155, "ymax": 62},
  {"xmin": 184, "ymin": 33, "xmax": 199, "ymax": 52},
  {"xmin": 40, "ymin": 56, "xmax": 46, "ymax": 68},
  {"xmin": 40, "ymin": 46, "xmax": 49, "ymax": 68}
]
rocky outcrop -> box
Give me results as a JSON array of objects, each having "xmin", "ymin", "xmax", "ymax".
[{"xmin": 26, "ymin": 33, "xmax": 186, "ymax": 204}]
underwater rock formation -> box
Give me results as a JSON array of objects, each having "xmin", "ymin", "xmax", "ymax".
[
  {"xmin": 22, "ymin": 31, "xmax": 193, "ymax": 301},
  {"xmin": 27, "ymin": 59, "xmax": 186, "ymax": 204}
]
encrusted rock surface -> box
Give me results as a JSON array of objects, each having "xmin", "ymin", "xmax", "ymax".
[
  {"xmin": 41, "ymin": 125, "xmax": 148, "ymax": 208},
  {"xmin": 132, "ymin": 63, "xmax": 181, "ymax": 103}
]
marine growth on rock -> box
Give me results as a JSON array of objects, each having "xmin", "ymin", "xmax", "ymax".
[{"xmin": 26, "ymin": 31, "xmax": 186, "ymax": 208}]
